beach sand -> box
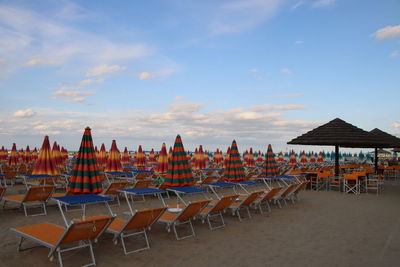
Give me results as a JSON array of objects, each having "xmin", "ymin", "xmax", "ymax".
[{"xmin": 1, "ymin": 182, "xmax": 399, "ymax": 267}]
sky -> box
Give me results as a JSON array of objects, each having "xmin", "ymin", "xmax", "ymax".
[{"xmin": 0, "ymin": 0, "xmax": 399, "ymax": 153}]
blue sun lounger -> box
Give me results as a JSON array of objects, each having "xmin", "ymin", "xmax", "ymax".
[
  {"xmin": 167, "ymin": 186, "xmax": 208, "ymax": 205},
  {"xmin": 117, "ymin": 188, "xmax": 167, "ymax": 214}
]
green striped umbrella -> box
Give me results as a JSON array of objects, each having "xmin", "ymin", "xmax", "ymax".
[
  {"xmin": 67, "ymin": 127, "xmax": 102, "ymax": 194},
  {"xmin": 224, "ymin": 140, "xmax": 245, "ymax": 182},
  {"xmin": 164, "ymin": 135, "xmax": 195, "ymax": 187},
  {"xmin": 263, "ymin": 144, "xmax": 280, "ymax": 177}
]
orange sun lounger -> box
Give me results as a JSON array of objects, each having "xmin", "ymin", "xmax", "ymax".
[
  {"xmin": 3, "ymin": 185, "xmax": 55, "ymax": 216},
  {"xmin": 252, "ymin": 187, "xmax": 283, "ymax": 214},
  {"xmin": 158, "ymin": 199, "xmax": 210, "ymax": 240},
  {"xmin": 228, "ymin": 191, "xmax": 264, "ymax": 221},
  {"xmin": 10, "ymin": 215, "xmax": 114, "ymax": 267},
  {"xmin": 106, "ymin": 206, "xmax": 167, "ymax": 254},
  {"xmin": 199, "ymin": 194, "xmax": 238, "ymax": 230}
]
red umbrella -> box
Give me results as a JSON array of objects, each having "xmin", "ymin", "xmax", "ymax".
[
  {"xmin": 197, "ymin": 145, "xmax": 206, "ymax": 170},
  {"xmin": 289, "ymin": 150, "xmax": 297, "ymax": 166},
  {"xmin": 277, "ymin": 152, "xmax": 284, "ymax": 163},
  {"xmin": 256, "ymin": 151, "xmax": 263, "ymax": 165},
  {"xmin": 223, "ymin": 147, "xmax": 231, "ymax": 168},
  {"xmin": 104, "ymin": 140, "xmax": 122, "ymax": 172},
  {"xmin": 164, "ymin": 135, "xmax": 195, "ymax": 187},
  {"xmin": 97, "ymin": 143, "xmax": 107, "ymax": 168},
  {"xmin": 224, "ymin": 140, "xmax": 245, "ymax": 182},
  {"xmin": 31, "ymin": 147, "xmax": 38, "ymax": 161},
  {"xmin": 32, "ymin": 136, "xmax": 58, "ymax": 175},
  {"xmin": 168, "ymin": 146, "xmax": 173, "ymax": 163},
  {"xmin": 24, "ymin": 146, "xmax": 31, "ymax": 164},
  {"xmin": 247, "ymin": 148, "xmax": 255, "ymax": 167},
  {"xmin": 148, "ymin": 148, "xmax": 156, "ymax": 165},
  {"xmin": 121, "ymin": 147, "xmax": 131, "ymax": 165},
  {"xmin": 310, "ymin": 152, "xmax": 316, "ymax": 163},
  {"xmin": 8, "ymin": 143, "xmax": 18, "ymax": 166},
  {"xmin": 156, "ymin": 143, "xmax": 168, "ymax": 173},
  {"xmin": 300, "ymin": 151, "xmax": 308, "ymax": 165},
  {"xmin": 317, "ymin": 152, "xmax": 324, "ymax": 163},
  {"xmin": 67, "ymin": 127, "xmax": 102, "ymax": 194},
  {"xmin": 134, "ymin": 145, "xmax": 146, "ymax": 168},
  {"xmin": 0, "ymin": 146, "xmax": 6, "ymax": 162}
]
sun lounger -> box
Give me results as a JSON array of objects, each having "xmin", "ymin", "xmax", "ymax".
[
  {"xmin": 3, "ymin": 185, "xmax": 55, "ymax": 216},
  {"xmin": 228, "ymin": 191, "xmax": 264, "ymax": 221},
  {"xmin": 158, "ymin": 199, "xmax": 210, "ymax": 240},
  {"xmin": 291, "ymin": 181, "xmax": 309, "ymax": 201},
  {"xmin": 0, "ymin": 186, "xmax": 5, "ymax": 205},
  {"xmin": 100, "ymin": 181, "xmax": 128, "ymax": 206},
  {"xmin": 199, "ymin": 194, "xmax": 238, "ymax": 230},
  {"xmin": 10, "ymin": 215, "xmax": 114, "ymax": 267},
  {"xmin": 252, "ymin": 187, "xmax": 283, "ymax": 214},
  {"xmin": 271, "ymin": 184, "xmax": 298, "ymax": 208},
  {"xmin": 106, "ymin": 207, "xmax": 166, "ymax": 254}
]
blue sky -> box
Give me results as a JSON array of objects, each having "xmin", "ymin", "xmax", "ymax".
[{"xmin": 0, "ymin": 0, "xmax": 399, "ymax": 153}]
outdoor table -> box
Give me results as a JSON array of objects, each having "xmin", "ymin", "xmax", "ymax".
[
  {"xmin": 52, "ymin": 194, "xmax": 113, "ymax": 227},
  {"xmin": 167, "ymin": 186, "xmax": 208, "ymax": 206},
  {"xmin": 117, "ymin": 188, "xmax": 166, "ymax": 215}
]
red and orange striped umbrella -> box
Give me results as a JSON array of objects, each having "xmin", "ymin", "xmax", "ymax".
[
  {"xmin": 67, "ymin": 127, "xmax": 102, "ymax": 194},
  {"xmin": 243, "ymin": 150, "xmax": 249, "ymax": 166},
  {"xmin": 18, "ymin": 148, "xmax": 25, "ymax": 163},
  {"xmin": 289, "ymin": 150, "xmax": 297, "ymax": 166},
  {"xmin": 310, "ymin": 152, "xmax": 316, "ymax": 163},
  {"xmin": 32, "ymin": 136, "xmax": 58, "ymax": 175},
  {"xmin": 52, "ymin": 142, "xmax": 62, "ymax": 167},
  {"xmin": 256, "ymin": 150, "xmax": 263, "ymax": 165},
  {"xmin": 192, "ymin": 148, "xmax": 198, "ymax": 169},
  {"xmin": 24, "ymin": 146, "xmax": 31, "ymax": 164},
  {"xmin": 247, "ymin": 148, "xmax": 255, "ymax": 167},
  {"xmin": 317, "ymin": 152, "xmax": 324, "ymax": 163},
  {"xmin": 277, "ymin": 152, "xmax": 284, "ymax": 163},
  {"xmin": 156, "ymin": 143, "xmax": 168, "ymax": 173},
  {"xmin": 97, "ymin": 143, "xmax": 107, "ymax": 168},
  {"xmin": 223, "ymin": 147, "xmax": 231, "ymax": 168},
  {"xmin": 0, "ymin": 146, "xmax": 7, "ymax": 162},
  {"xmin": 164, "ymin": 135, "xmax": 195, "ymax": 187},
  {"xmin": 121, "ymin": 147, "xmax": 131, "ymax": 165},
  {"xmin": 134, "ymin": 145, "xmax": 146, "ymax": 168},
  {"xmin": 224, "ymin": 140, "xmax": 245, "ymax": 182},
  {"xmin": 196, "ymin": 145, "xmax": 206, "ymax": 170},
  {"xmin": 104, "ymin": 140, "xmax": 122, "ymax": 172},
  {"xmin": 213, "ymin": 148, "xmax": 223, "ymax": 165},
  {"xmin": 168, "ymin": 146, "xmax": 173, "ymax": 163},
  {"xmin": 31, "ymin": 147, "xmax": 38, "ymax": 161},
  {"xmin": 300, "ymin": 151, "xmax": 308, "ymax": 165},
  {"xmin": 8, "ymin": 143, "xmax": 18, "ymax": 166},
  {"xmin": 148, "ymin": 148, "xmax": 156, "ymax": 165}
]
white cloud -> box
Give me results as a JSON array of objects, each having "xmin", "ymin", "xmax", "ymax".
[
  {"xmin": 265, "ymin": 93, "xmax": 303, "ymax": 98},
  {"xmin": 390, "ymin": 122, "xmax": 400, "ymax": 129},
  {"xmin": 13, "ymin": 108, "xmax": 36, "ymax": 118},
  {"xmin": 294, "ymin": 40, "xmax": 304, "ymax": 45},
  {"xmin": 389, "ymin": 50, "xmax": 399, "ymax": 58},
  {"xmin": 312, "ymin": 0, "xmax": 335, "ymax": 8},
  {"xmin": 24, "ymin": 55, "xmax": 56, "ymax": 66},
  {"xmin": 374, "ymin": 25, "xmax": 400, "ymax": 40},
  {"xmin": 53, "ymin": 89, "xmax": 94, "ymax": 103},
  {"xmin": 85, "ymin": 64, "xmax": 126, "ymax": 77},
  {"xmin": 249, "ymin": 104, "xmax": 308, "ymax": 112},
  {"xmin": 249, "ymin": 68, "xmax": 258, "ymax": 72},
  {"xmin": 290, "ymin": 1, "xmax": 304, "ymax": 11},
  {"xmin": 280, "ymin": 68, "xmax": 292, "ymax": 74},
  {"xmin": 139, "ymin": 72, "xmax": 151, "ymax": 80}
]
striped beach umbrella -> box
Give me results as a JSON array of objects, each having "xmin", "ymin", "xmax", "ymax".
[
  {"xmin": 104, "ymin": 140, "xmax": 122, "ymax": 172},
  {"xmin": 223, "ymin": 147, "xmax": 231, "ymax": 168},
  {"xmin": 310, "ymin": 152, "xmax": 316, "ymax": 163},
  {"xmin": 289, "ymin": 150, "xmax": 297, "ymax": 166},
  {"xmin": 97, "ymin": 143, "xmax": 107, "ymax": 168},
  {"xmin": 24, "ymin": 146, "xmax": 31, "ymax": 164},
  {"xmin": 168, "ymin": 146, "xmax": 173, "ymax": 163},
  {"xmin": 300, "ymin": 151, "xmax": 308, "ymax": 165},
  {"xmin": 148, "ymin": 148, "xmax": 156, "ymax": 165},
  {"xmin": 213, "ymin": 148, "xmax": 222, "ymax": 165},
  {"xmin": 192, "ymin": 148, "xmax": 199, "ymax": 169},
  {"xmin": 256, "ymin": 150, "xmax": 263, "ymax": 165},
  {"xmin": 197, "ymin": 145, "xmax": 206, "ymax": 170},
  {"xmin": 156, "ymin": 143, "xmax": 168, "ymax": 173},
  {"xmin": 31, "ymin": 147, "xmax": 38, "ymax": 161},
  {"xmin": 135, "ymin": 145, "xmax": 146, "ymax": 168},
  {"xmin": 277, "ymin": 152, "xmax": 284, "ymax": 163},
  {"xmin": 32, "ymin": 136, "xmax": 58, "ymax": 175},
  {"xmin": 164, "ymin": 135, "xmax": 195, "ymax": 187},
  {"xmin": 317, "ymin": 152, "xmax": 324, "ymax": 163},
  {"xmin": 52, "ymin": 142, "xmax": 62, "ymax": 167},
  {"xmin": 263, "ymin": 144, "xmax": 280, "ymax": 177},
  {"xmin": 224, "ymin": 140, "xmax": 245, "ymax": 182},
  {"xmin": 0, "ymin": 146, "xmax": 6, "ymax": 162},
  {"xmin": 18, "ymin": 148, "xmax": 25, "ymax": 163},
  {"xmin": 121, "ymin": 147, "xmax": 131, "ymax": 165},
  {"xmin": 247, "ymin": 148, "xmax": 255, "ymax": 167},
  {"xmin": 8, "ymin": 143, "xmax": 18, "ymax": 166},
  {"xmin": 67, "ymin": 127, "xmax": 102, "ymax": 194},
  {"xmin": 243, "ymin": 150, "xmax": 249, "ymax": 166}
]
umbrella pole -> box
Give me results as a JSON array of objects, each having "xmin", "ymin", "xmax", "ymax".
[
  {"xmin": 374, "ymin": 147, "xmax": 378, "ymax": 174},
  {"xmin": 335, "ymin": 145, "xmax": 339, "ymax": 177}
]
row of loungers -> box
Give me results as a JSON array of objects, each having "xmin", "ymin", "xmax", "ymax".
[{"xmin": 1, "ymin": 180, "xmax": 308, "ymax": 267}]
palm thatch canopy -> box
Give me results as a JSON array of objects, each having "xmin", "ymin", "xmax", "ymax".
[
  {"xmin": 370, "ymin": 128, "xmax": 400, "ymax": 148},
  {"xmin": 288, "ymin": 118, "xmax": 390, "ymax": 148}
]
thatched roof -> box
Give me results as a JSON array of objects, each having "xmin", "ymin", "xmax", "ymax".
[
  {"xmin": 287, "ymin": 118, "xmax": 390, "ymax": 148},
  {"xmin": 370, "ymin": 128, "xmax": 400, "ymax": 148}
]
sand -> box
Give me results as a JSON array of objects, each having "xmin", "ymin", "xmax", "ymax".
[{"xmin": 0, "ymin": 181, "xmax": 399, "ymax": 267}]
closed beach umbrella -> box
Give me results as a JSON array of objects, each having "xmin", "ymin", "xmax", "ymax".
[
  {"xmin": 300, "ymin": 151, "xmax": 308, "ymax": 165},
  {"xmin": 31, "ymin": 147, "xmax": 38, "ymax": 161},
  {"xmin": 289, "ymin": 150, "xmax": 297, "ymax": 166},
  {"xmin": 168, "ymin": 146, "xmax": 173, "ymax": 163},
  {"xmin": 278, "ymin": 152, "xmax": 284, "ymax": 163},
  {"xmin": 8, "ymin": 143, "xmax": 18, "ymax": 166},
  {"xmin": 224, "ymin": 147, "xmax": 231, "ymax": 168},
  {"xmin": 156, "ymin": 143, "xmax": 168, "ymax": 173},
  {"xmin": 104, "ymin": 140, "xmax": 122, "ymax": 172},
  {"xmin": 0, "ymin": 146, "xmax": 6, "ymax": 162},
  {"xmin": 97, "ymin": 143, "xmax": 107, "ymax": 168},
  {"xmin": 263, "ymin": 144, "xmax": 279, "ymax": 177},
  {"xmin": 197, "ymin": 145, "xmax": 206, "ymax": 169},
  {"xmin": 135, "ymin": 145, "xmax": 146, "ymax": 168},
  {"xmin": 164, "ymin": 135, "xmax": 195, "ymax": 187},
  {"xmin": 67, "ymin": 127, "xmax": 102, "ymax": 194},
  {"xmin": 24, "ymin": 146, "xmax": 31, "ymax": 164},
  {"xmin": 224, "ymin": 140, "xmax": 245, "ymax": 182},
  {"xmin": 32, "ymin": 136, "xmax": 58, "ymax": 175},
  {"xmin": 148, "ymin": 148, "xmax": 156, "ymax": 165},
  {"xmin": 121, "ymin": 147, "xmax": 131, "ymax": 165},
  {"xmin": 310, "ymin": 152, "xmax": 316, "ymax": 163},
  {"xmin": 256, "ymin": 150, "xmax": 263, "ymax": 165},
  {"xmin": 317, "ymin": 152, "xmax": 324, "ymax": 163}
]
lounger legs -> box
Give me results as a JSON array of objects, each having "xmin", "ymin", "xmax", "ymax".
[
  {"xmin": 55, "ymin": 240, "xmax": 96, "ymax": 267},
  {"xmin": 206, "ymin": 212, "xmax": 225, "ymax": 230},
  {"xmin": 23, "ymin": 202, "xmax": 47, "ymax": 216},
  {"xmin": 117, "ymin": 229, "xmax": 150, "ymax": 255},
  {"xmin": 171, "ymin": 219, "xmax": 195, "ymax": 240},
  {"xmin": 233, "ymin": 206, "xmax": 251, "ymax": 221}
]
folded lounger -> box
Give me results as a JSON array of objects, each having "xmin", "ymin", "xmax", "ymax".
[
  {"xmin": 199, "ymin": 194, "xmax": 238, "ymax": 230},
  {"xmin": 252, "ymin": 186, "xmax": 283, "ymax": 214},
  {"xmin": 228, "ymin": 191, "xmax": 264, "ymax": 221},
  {"xmin": 106, "ymin": 206, "xmax": 167, "ymax": 254},
  {"xmin": 158, "ymin": 199, "xmax": 210, "ymax": 240},
  {"xmin": 10, "ymin": 215, "xmax": 115, "ymax": 267}
]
